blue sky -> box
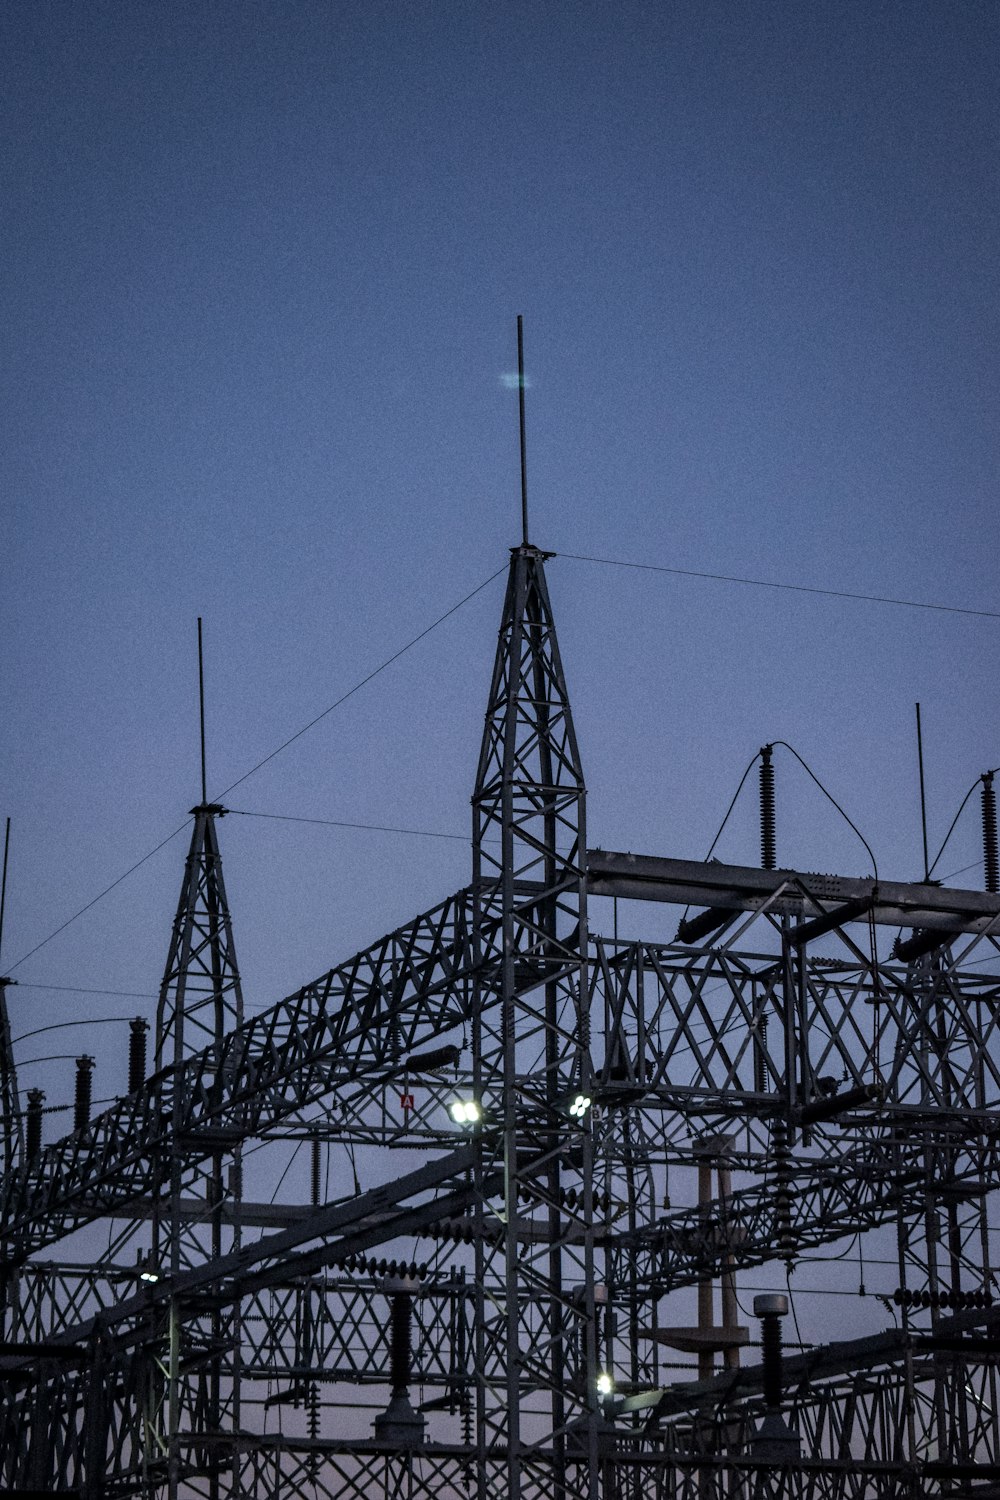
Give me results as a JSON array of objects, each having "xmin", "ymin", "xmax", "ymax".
[{"xmin": 2, "ymin": 1, "xmax": 998, "ymax": 1122}]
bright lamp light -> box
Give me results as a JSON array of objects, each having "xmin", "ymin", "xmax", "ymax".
[{"xmin": 449, "ymin": 1098, "xmax": 482, "ymax": 1126}]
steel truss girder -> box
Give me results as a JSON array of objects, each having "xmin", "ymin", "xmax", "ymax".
[
  {"xmin": 9, "ymin": 916, "xmax": 1000, "ymax": 1492},
  {"xmin": 17, "ymin": 1126, "xmax": 992, "ymax": 1353},
  {"xmin": 10, "ymin": 882, "xmax": 995, "ymax": 1267},
  {"xmin": 6, "ymin": 1265, "xmax": 476, "ymax": 1390},
  {"xmin": 633, "ymin": 1307, "xmax": 1000, "ymax": 1499},
  {"xmin": 152, "ymin": 1436, "xmax": 992, "ymax": 1500},
  {"xmin": 611, "ymin": 1127, "xmax": 1000, "ymax": 1295},
  {"xmin": 0, "ymin": 1151, "xmax": 495, "ymax": 1495},
  {"xmin": 7, "ymin": 531, "xmax": 1000, "ymax": 1500},
  {"xmin": 9, "ymin": 912, "xmax": 1000, "ymax": 1488},
  {"xmin": 0, "ymin": 884, "xmax": 489, "ymax": 1258},
  {"xmin": 591, "ymin": 938, "xmax": 1000, "ymax": 1114},
  {"xmin": 592, "ymin": 929, "xmax": 1000, "ymax": 1289},
  {"xmin": 3, "ymin": 1147, "xmax": 484, "ymax": 1361}
]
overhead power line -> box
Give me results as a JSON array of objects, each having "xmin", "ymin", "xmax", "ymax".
[
  {"xmin": 557, "ymin": 551, "xmax": 1000, "ymax": 620},
  {"xmin": 8, "ymin": 552, "xmax": 988, "ymax": 977},
  {"xmin": 13, "ymin": 1016, "xmax": 139, "ymax": 1046},
  {"xmin": 14, "ymin": 983, "xmax": 158, "ymax": 1000},
  {"xmin": 7, "ymin": 820, "xmax": 191, "ymax": 974},
  {"xmin": 228, "ymin": 810, "xmax": 471, "ymax": 843},
  {"xmin": 6, "ymin": 566, "xmax": 505, "ymax": 974},
  {"xmin": 928, "ymin": 766, "xmax": 1000, "ymax": 879},
  {"xmin": 214, "ymin": 565, "xmax": 507, "ymax": 801}
]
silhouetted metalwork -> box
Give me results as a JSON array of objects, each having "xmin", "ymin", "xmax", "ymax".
[
  {"xmin": 759, "ymin": 745, "xmax": 776, "ymax": 871},
  {"xmin": 1, "ymin": 540, "xmax": 999, "ymax": 1500},
  {"xmin": 127, "ymin": 1017, "xmax": 148, "ymax": 1097},
  {"xmin": 0, "ymin": 821, "xmax": 22, "ymax": 1181},
  {"xmin": 983, "ymin": 770, "xmax": 998, "ymax": 894},
  {"xmin": 72, "ymin": 1056, "xmax": 93, "ymax": 1135}
]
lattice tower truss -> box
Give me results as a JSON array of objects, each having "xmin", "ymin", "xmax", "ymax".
[{"xmin": 1, "ymin": 541, "xmax": 999, "ymax": 1500}]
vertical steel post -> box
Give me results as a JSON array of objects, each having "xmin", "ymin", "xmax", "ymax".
[
  {"xmin": 0, "ymin": 979, "xmax": 21, "ymax": 1179},
  {"xmin": 472, "ymin": 542, "xmax": 595, "ymax": 1500},
  {"xmin": 151, "ymin": 803, "xmax": 245, "ymax": 1499},
  {"xmin": 718, "ymin": 1156, "xmax": 740, "ymax": 1374},
  {"xmin": 696, "ymin": 1156, "xmax": 714, "ymax": 1383}
]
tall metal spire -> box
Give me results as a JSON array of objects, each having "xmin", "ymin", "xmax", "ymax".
[
  {"xmin": 154, "ymin": 621, "xmax": 243, "ymax": 1072},
  {"xmin": 517, "ymin": 314, "xmax": 529, "ymax": 547},
  {"xmin": 149, "ymin": 623, "xmax": 244, "ymax": 1500},
  {"xmin": 153, "ymin": 804, "xmax": 243, "ymax": 1074},
  {"xmin": 469, "ymin": 321, "xmax": 598, "ymax": 1500}
]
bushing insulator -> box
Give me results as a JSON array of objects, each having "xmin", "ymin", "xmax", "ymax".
[
  {"xmin": 982, "ymin": 773, "xmax": 998, "ymax": 894},
  {"xmin": 760, "ymin": 746, "xmax": 776, "ymax": 871}
]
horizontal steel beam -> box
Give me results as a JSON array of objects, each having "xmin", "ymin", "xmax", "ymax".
[
  {"xmin": 629, "ymin": 1303, "xmax": 1000, "ymax": 1421},
  {"xmin": 0, "ymin": 881, "xmax": 564, "ymax": 1261},
  {"xmin": 107, "ymin": 1197, "xmax": 317, "ymax": 1229},
  {"xmin": 0, "ymin": 885, "xmax": 485, "ymax": 1258},
  {"xmin": 587, "ymin": 850, "xmax": 1000, "ymax": 935},
  {"xmin": 614, "ymin": 1126, "xmax": 1000, "ymax": 1293},
  {"xmin": 0, "ymin": 1146, "xmax": 486, "ymax": 1369}
]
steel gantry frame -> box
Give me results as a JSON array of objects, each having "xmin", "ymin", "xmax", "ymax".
[{"xmin": 1, "ymin": 538, "xmax": 999, "ymax": 1499}]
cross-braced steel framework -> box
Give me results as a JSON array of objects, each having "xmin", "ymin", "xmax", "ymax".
[
  {"xmin": 150, "ymin": 802, "xmax": 245, "ymax": 1498},
  {"xmin": 1, "ymin": 540, "xmax": 999, "ymax": 1500}
]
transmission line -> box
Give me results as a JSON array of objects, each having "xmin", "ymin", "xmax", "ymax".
[{"xmin": 557, "ymin": 550, "xmax": 1000, "ymax": 620}]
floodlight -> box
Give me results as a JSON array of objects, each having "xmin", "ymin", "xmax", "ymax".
[
  {"xmin": 139, "ymin": 1270, "xmax": 160, "ymax": 1284},
  {"xmin": 448, "ymin": 1098, "xmax": 483, "ymax": 1126},
  {"xmin": 557, "ymin": 1089, "xmax": 593, "ymax": 1121},
  {"xmin": 597, "ymin": 1372, "xmax": 613, "ymax": 1397}
]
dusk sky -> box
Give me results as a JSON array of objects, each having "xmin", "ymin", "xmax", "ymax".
[{"xmin": 3, "ymin": 1, "xmax": 998, "ymax": 1140}]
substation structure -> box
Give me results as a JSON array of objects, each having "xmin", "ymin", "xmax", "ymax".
[{"xmin": 1, "ymin": 541, "xmax": 1000, "ymax": 1500}]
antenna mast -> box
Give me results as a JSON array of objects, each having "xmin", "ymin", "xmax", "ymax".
[
  {"xmin": 198, "ymin": 617, "xmax": 207, "ymax": 805},
  {"xmin": 916, "ymin": 702, "xmax": 930, "ymax": 881},
  {"xmin": 517, "ymin": 314, "xmax": 529, "ymax": 546}
]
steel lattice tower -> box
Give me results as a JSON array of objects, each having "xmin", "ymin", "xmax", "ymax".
[
  {"xmin": 150, "ymin": 801, "xmax": 245, "ymax": 1499},
  {"xmin": 471, "ymin": 542, "xmax": 599, "ymax": 1500},
  {"xmin": 1, "ymin": 433, "xmax": 999, "ymax": 1495}
]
